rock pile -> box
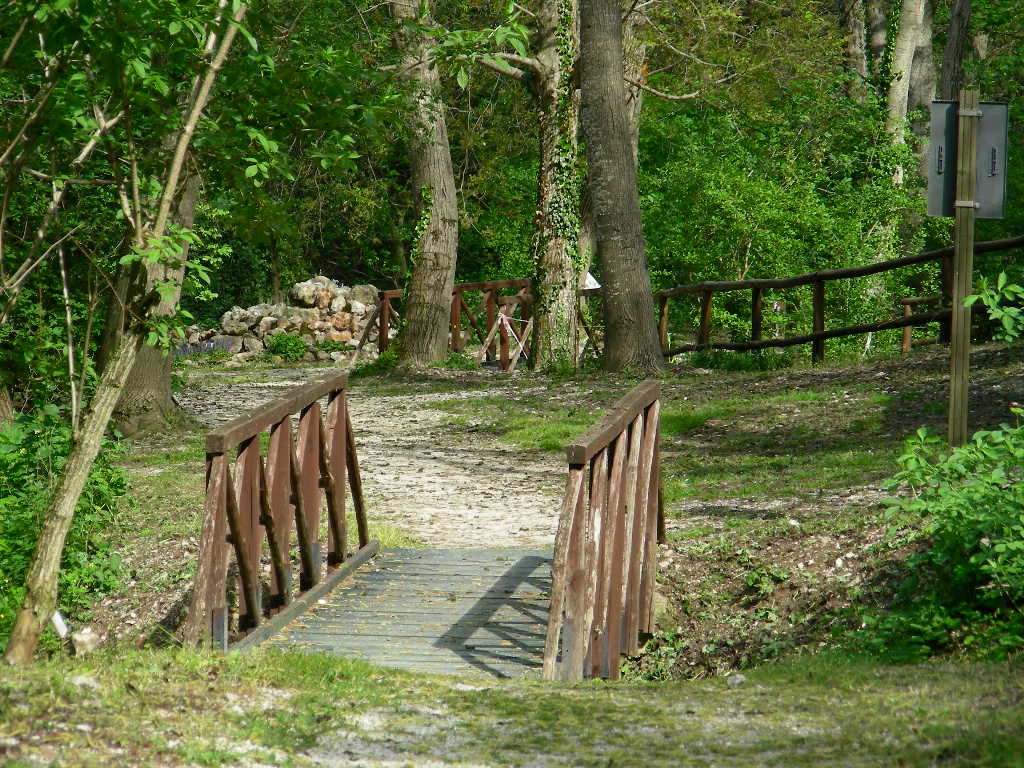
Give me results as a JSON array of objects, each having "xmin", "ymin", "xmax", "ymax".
[{"xmin": 179, "ymin": 276, "xmax": 391, "ymax": 365}]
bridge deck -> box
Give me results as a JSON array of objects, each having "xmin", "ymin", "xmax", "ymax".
[{"xmin": 258, "ymin": 548, "xmax": 552, "ymax": 678}]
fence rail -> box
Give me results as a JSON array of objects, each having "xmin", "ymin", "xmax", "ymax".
[
  {"xmin": 183, "ymin": 372, "xmax": 372, "ymax": 648},
  {"xmin": 655, "ymin": 235, "xmax": 1024, "ymax": 362},
  {"xmin": 543, "ymin": 380, "xmax": 663, "ymax": 681}
]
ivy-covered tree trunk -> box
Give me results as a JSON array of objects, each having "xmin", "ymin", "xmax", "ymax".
[
  {"xmin": 530, "ymin": 0, "xmax": 581, "ymax": 370},
  {"xmin": 579, "ymin": 0, "xmax": 662, "ymax": 372},
  {"xmin": 866, "ymin": 0, "xmax": 888, "ymax": 80},
  {"xmin": 839, "ymin": 0, "xmax": 868, "ymax": 100},
  {"xmin": 392, "ymin": 0, "xmax": 459, "ymax": 368}
]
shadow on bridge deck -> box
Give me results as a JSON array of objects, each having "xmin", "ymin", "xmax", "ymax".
[{"xmin": 260, "ymin": 548, "xmax": 552, "ymax": 678}]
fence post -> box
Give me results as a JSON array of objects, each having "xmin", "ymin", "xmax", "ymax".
[
  {"xmin": 486, "ymin": 290, "xmax": 497, "ymax": 360},
  {"xmin": 812, "ymin": 281, "xmax": 825, "ymax": 363},
  {"xmin": 378, "ymin": 294, "xmax": 391, "ymax": 353},
  {"xmin": 450, "ymin": 291, "xmax": 461, "ymax": 352},
  {"xmin": 751, "ymin": 287, "xmax": 763, "ymax": 342},
  {"xmin": 698, "ymin": 290, "xmax": 713, "ymax": 346},
  {"xmin": 901, "ymin": 303, "xmax": 913, "ymax": 354}
]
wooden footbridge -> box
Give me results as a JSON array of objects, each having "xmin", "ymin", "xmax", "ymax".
[{"xmin": 182, "ymin": 373, "xmax": 663, "ymax": 680}]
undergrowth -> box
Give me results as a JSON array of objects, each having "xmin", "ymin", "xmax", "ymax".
[{"xmin": 0, "ymin": 409, "xmax": 128, "ymax": 649}]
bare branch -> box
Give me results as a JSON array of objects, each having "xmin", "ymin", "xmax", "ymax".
[
  {"xmin": 624, "ymin": 77, "xmax": 701, "ymax": 101},
  {"xmin": 493, "ymin": 51, "xmax": 542, "ymax": 75},
  {"xmin": 58, "ymin": 245, "xmax": 79, "ymax": 434},
  {"xmin": 1, "ymin": 11, "xmax": 32, "ymax": 69}
]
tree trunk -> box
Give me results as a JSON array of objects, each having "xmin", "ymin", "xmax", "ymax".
[
  {"xmin": 530, "ymin": 0, "xmax": 581, "ymax": 370},
  {"xmin": 940, "ymin": 0, "xmax": 971, "ymax": 100},
  {"xmin": 908, "ymin": 0, "xmax": 935, "ymax": 114},
  {"xmin": 112, "ymin": 172, "xmax": 201, "ymax": 436},
  {"xmin": 0, "ymin": 387, "xmax": 13, "ymax": 426},
  {"xmin": 866, "ymin": 0, "xmax": 888, "ymax": 79},
  {"xmin": 4, "ymin": 330, "xmax": 143, "ymax": 664},
  {"xmin": 392, "ymin": 0, "xmax": 459, "ymax": 368},
  {"xmin": 839, "ymin": 0, "xmax": 868, "ymax": 100},
  {"xmin": 885, "ymin": 0, "xmax": 926, "ymax": 184},
  {"xmin": 579, "ymin": 0, "xmax": 662, "ymax": 372}
]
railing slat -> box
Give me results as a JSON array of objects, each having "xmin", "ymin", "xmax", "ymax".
[
  {"xmin": 266, "ymin": 419, "xmax": 293, "ymax": 602},
  {"xmin": 326, "ymin": 391, "xmax": 348, "ymax": 564},
  {"xmin": 297, "ymin": 404, "xmax": 322, "ymax": 588},
  {"xmin": 235, "ymin": 437, "xmax": 262, "ymax": 627},
  {"xmin": 345, "ymin": 407, "xmax": 370, "ymax": 549},
  {"xmin": 542, "ymin": 467, "xmax": 586, "ymax": 681}
]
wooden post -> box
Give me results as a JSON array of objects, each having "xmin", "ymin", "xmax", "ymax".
[
  {"xmin": 450, "ymin": 291, "xmax": 461, "ymax": 352},
  {"xmin": 485, "ymin": 290, "xmax": 497, "ymax": 360},
  {"xmin": 697, "ymin": 290, "xmax": 713, "ymax": 346},
  {"xmin": 948, "ymin": 89, "xmax": 980, "ymax": 448},
  {"xmin": 811, "ymin": 280, "xmax": 825, "ymax": 363},
  {"xmin": 378, "ymin": 295, "xmax": 390, "ymax": 353},
  {"xmin": 498, "ymin": 310, "xmax": 510, "ymax": 371},
  {"xmin": 658, "ymin": 296, "xmax": 669, "ymax": 350},
  {"xmin": 901, "ymin": 303, "xmax": 913, "ymax": 354},
  {"xmin": 940, "ymin": 251, "xmax": 954, "ymax": 344},
  {"xmin": 751, "ymin": 287, "xmax": 763, "ymax": 342}
]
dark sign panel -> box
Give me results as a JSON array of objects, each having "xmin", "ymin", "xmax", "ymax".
[{"xmin": 927, "ymin": 101, "xmax": 1008, "ymax": 219}]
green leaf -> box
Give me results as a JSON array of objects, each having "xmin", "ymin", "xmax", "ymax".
[
  {"xmin": 456, "ymin": 67, "xmax": 469, "ymax": 89},
  {"xmin": 168, "ymin": 20, "xmax": 182, "ymax": 35}
]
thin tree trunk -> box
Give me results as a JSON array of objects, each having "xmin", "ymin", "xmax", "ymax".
[
  {"xmin": 392, "ymin": 0, "xmax": 459, "ymax": 368},
  {"xmin": 4, "ymin": 330, "xmax": 143, "ymax": 664},
  {"xmin": 579, "ymin": 0, "xmax": 662, "ymax": 372},
  {"xmin": 940, "ymin": 0, "xmax": 971, "ymax": 100},
  {"xmin": 908, "ymin": 0, "xmax": 935, "ymax": 179},
  {"xmin": 839, "ymin": 0, "xmax": 868, "ymax": 100},
  {"xmin": 0, "ymin": 387, "xmax": 13, "ymax": 425},
  {"xmin": 530, "ymin": 0, "xmax": 581, "ymax": 369}
]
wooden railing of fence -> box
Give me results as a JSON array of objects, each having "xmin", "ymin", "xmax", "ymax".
[
  {"xmin": 182, "ymin": 372, "xmax": 372, "ymax": 648},
  {"xmin": 655, "ymin": 235, "xmax": 1024, "ymax": 362},
  {"xmin": 543, "ymin": 380, "xmax": 663, "ymax": 682},
  {"xmin": 375, "ymin": 279, "xmax": 533, "ymax": 370}
]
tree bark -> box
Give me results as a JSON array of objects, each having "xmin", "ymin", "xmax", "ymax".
[
  {"xmin": 908, "ymin": 0, "xmax": 935, "ymax": 114},
  {"xmin": 4, "ymin": 330, "xmax": 143, "ymax": 664},
  {"xmin": 885, "ymin": 0, "xmax": 926, "ymax": 184},
  {"xmin": 866, "ymin": 0, "xmax": 888, "ymax": 79},
  {"xmin": 530, "ymin": 0, "xmax": 581, "ymax": 369},
  {"xmin": 579, "ymin": 0, "xmax": 662, "ymax": 372},
  {"xmin": 112, "ymin": 172, "xmax": 201, "ymax": 436},
  {"xmin": 0, "ymin": 387, "xmax": 13, "ymax": 425},
  {"xmin": 392, "ymin": 0, "xmax": 459, "ymax": 368},
  {"xmin": 839, "ymin": 0, "xmax": 868, "ymax": 100},
  {"xmin": 940, "ymin": 0, "xmax": 971, "ymax": 100}
]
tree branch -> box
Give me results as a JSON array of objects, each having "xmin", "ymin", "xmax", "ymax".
[{"xmin": 476, "ymin": 55, "xmax": 526, "ymax": 80}]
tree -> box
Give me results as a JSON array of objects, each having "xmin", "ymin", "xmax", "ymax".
[
  {"xmin": 2, "ymin": 0, "xmax": 247, "ymax": 664},
  {"xmin": 579, "ymin": 0, "xmax": 662, "ymax": 372},
  {"xmin": 392, "ymin": 0, "xmax": 460, "ymax": 368},
  {"xmin": 940, "ymin": 0, "xmax": 972, "ymax": 99}
]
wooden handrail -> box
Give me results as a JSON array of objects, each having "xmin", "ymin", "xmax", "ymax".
[
  {"xmin": 183, "ymin": 372, "xmax": 372, "ymax": 649},
  {"xmin": 653, "ymin": 235, "xmax": 1024, "ymax": 298},
  {"xmin": 544, "ymin": 380, "xmax": 663, "ymax": 681}
]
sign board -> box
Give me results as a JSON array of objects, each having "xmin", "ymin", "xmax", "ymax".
[{"xmin": 927, "ymin": 100, "xmax": 1008, "ymax": 219}]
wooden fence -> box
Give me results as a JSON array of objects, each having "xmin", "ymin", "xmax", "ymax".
[
  {"xmin": 543, "ymin": 380, "xmax": 664, "ymax": 681},
  {"xmin": 182, "ymin": 372, "xmax": 373, "ymax": 648},
  {"xmin": 655, "ymin": 235, "xmax": 1024, "ymax": 362},
  {"xmin": 375, "ymin": 279, "xmax": 534, "ymax": 370}
]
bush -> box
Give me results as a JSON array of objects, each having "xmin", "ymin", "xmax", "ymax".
[
  {"xmin": 855, "ymin": 421, "xmax": 1024, "ymax": 660},
  {"xmin": 441, "ymin": 352, "xmax": 479, "ymax": 371},
  {"xmin": 0, "ymin": 410, "xmax": 128, "ymax": 649},
  {"xmin": 265, "ymin": 332, "xmax": 308, "ymax": 363}
]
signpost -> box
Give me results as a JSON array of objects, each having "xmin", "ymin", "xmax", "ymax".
[{"xmin": 927, "ymin": 90, "xmax": 1009, "ymax": 447}]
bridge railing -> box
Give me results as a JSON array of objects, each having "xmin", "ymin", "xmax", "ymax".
[
  {"xmin": 182, "ymin": 371, "xmax": 373, "ymax": 648},
  {"xmin": 543, "ymin": 380, "xmax": 663, "ymax": 681}
]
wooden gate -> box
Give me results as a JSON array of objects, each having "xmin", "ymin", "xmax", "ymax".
[
  {"xmin": 182, "ymin": 372, "xmax": 374, "ymax": 648},
  {"xmin": 543, "ymin": 380, "xmax": 663, "ymax": 681}
]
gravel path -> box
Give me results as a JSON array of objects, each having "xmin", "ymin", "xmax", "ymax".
[{"xmin": 175, "ymin": 368, "xmax": 564, "ymax": 549}]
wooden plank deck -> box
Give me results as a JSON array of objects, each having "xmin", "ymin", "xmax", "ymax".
[{"xmin": 258, "ymin": 548, "xmax": 552, "ymax": 678}]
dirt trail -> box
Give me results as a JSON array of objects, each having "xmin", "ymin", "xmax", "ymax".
[{"xmin": 175, "ymin": 368, "xmax": 564, "ymax": 548}]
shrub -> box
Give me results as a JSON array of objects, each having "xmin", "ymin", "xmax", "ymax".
[
  {"xmin": 441, "ymin": 352, "xmax": 480, "ymax": 371},
  {"xmin": 265, "ymin": 332, "xmax": 308, "ymax": 363},
  {"xmin": 0, "ymin": 410, "xmax": 128, "ymax": 649}
]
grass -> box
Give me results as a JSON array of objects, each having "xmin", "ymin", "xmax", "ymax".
[{"xmin": 0, "ymin": 647, "xmax": 1022, "ymax": 766}]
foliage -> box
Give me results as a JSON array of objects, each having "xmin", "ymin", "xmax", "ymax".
[
  {"xmin": 264, "ymin": 333, "xmax": 307, "ymax": 363},
  {"xmin": 851, "ymin": 420, "xmax": 1024, "ymax": 661},
  {"xmin": 440, "ymin": 352, "xmax": 480, "ymax": 370},
  {"xmin": 351, "ymin": 345, "xmax": 401, "ymax": 378},
  {"xmin": 0, "ymin": 411, "xmax": 127, "ymax": 649},
  {"xmin": 967, "ymin": 272, "xmax": 1024, "ymax": 342}
]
